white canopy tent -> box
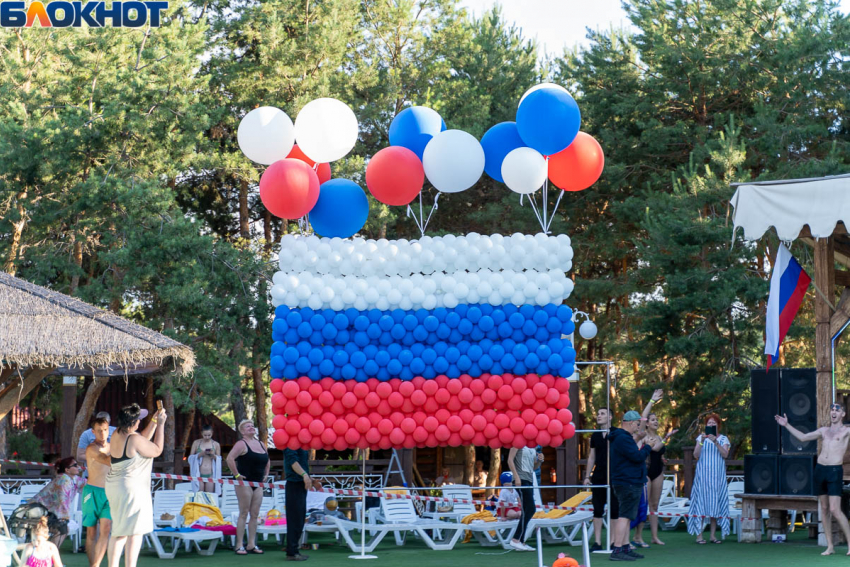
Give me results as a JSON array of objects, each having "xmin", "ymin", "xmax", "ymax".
[{"xmin": 730, "ymin": 172, "xmax": 850, "ymax": 426}]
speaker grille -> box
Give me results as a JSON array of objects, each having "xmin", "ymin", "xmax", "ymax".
[
  {"xmin": 745, "ymin": 454, "xmax": 777, "ymax": 495},
  {"xmin": 751, "ymin": 368, "xmax": 780, "ymax": 453},
  {"xmin": 780, "ymin": 368, "xmax": 817, "ymax": 455},
  {"xmin": 779, "ymin": 455, "xmax": 816, "ymax": 496}
]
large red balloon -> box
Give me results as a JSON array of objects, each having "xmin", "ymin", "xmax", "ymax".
[
  {"xmin": 259, "ymin": 159, "xmax": 320, "ymax": 219},
  {"xmin": 287, "ymin": 144, "xmax": 332, "ymax": 184},
  {"xmin": 365, "ymin": 146, "xmax": 424, "ymax": 206},
  {"xmin": 548, "ymin": 132, "xmax": 604, "ymax": 192}
]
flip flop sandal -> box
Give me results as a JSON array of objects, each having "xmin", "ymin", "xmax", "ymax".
[
  {"xmin": 696, "ymin": 539, "xmax": 707, "ymax": 545},
  {"xmin": 235, "ymin": 547, "xmax": 248, "ymax": 555},
  {"xmin": 247, "ymin": 547, "xmax": 264, "ymax": 554},
  {"xmin": 711, "ymin": 539, "xmax": 722, "ymax": 544},
  {"xmin": 631, "ymin": 541, "xmax": 650, "ymax": 548}
]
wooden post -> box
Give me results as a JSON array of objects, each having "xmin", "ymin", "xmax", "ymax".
[
  {"xmin": 60, "ymin": 377, "xmax": 77, "ymax": 458},
  {"xmin": 683, "ymin": 447, "xmax": 695, "ymax": 498},
  {"xmin": 814, "ymin": 237, "xmax": 835, "ymax": 428},
  {"xmin": 740, "ymin": 497, "xmax": 761, "ymax": 543},
  {"xmin": 766, "ymin": 509, "xmax": 788, "ymax": 539},
  {"xmin": 399, "ymin": 448, "xmax": 414, "ymax": 486}
]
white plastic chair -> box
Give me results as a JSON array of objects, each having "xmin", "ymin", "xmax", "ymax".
[
  {"xmin": 174, "ymin": 483, "xmax": 194, "ymax": 492},
  {"xmin": 18, "ymin": 484, "xmax": 46, "ymax": 502},
  {"xmin": 153, "ymin": 490, "xmax": 187, "ymax": 528}
]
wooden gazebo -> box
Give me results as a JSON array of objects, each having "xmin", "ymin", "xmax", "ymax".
[
  {"xmin": 0, "ymin": 272, "xmax": 195, "ymax": 457},
  {"xmin": 731, "ymin": 173, "xmax": 850, "ymax": 427}
]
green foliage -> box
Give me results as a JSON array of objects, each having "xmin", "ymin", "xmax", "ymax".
[{"xmin": 8, "ymin": 431, "xmax": 45, "ymax": 475}]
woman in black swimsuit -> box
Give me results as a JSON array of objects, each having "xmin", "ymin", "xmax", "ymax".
[
  {"xmin": 643, "ymin": 410, "xmax": 677, "ymax": 545},
  {"xmin": 225, "ymin": 420, "xmax": 270, "ymax": 555}
]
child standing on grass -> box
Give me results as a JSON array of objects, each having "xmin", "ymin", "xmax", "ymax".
[{"xmin": 21, "ymin": 517, "xmax": 62, "ymax": 567}]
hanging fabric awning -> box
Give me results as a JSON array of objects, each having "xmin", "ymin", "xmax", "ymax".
[{"xmin": 730, "ymin": 173, "xmax": 850, "ymax": 242}]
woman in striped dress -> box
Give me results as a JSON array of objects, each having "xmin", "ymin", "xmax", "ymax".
[{"xmin": 687, "ymin": 414, "xmax": 731, "ymax": 543}]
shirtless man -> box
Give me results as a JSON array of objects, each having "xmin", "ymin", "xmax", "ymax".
[
  {"xmin": 776, "ymin": 402, "xmax": 850, "ymax": 556},
  {"xmin": 82, "ymin": 417, "xmax": 112, "ymax": 567}
]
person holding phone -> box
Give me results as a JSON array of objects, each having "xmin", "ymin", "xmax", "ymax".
[
  {"xmin": 106, "ymin": 402, "xmax": 166, "ymax": 567},
  {"xmin": 687, "ymin": 413, "xmax": 730, "ymax": 544},
  {"xmin": 189, "ymin": 425, "xmax": 221, "ymax": 494}
]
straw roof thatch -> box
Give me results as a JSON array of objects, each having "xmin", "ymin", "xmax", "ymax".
[{"xmin": 0, "ymin": 272, "xmax": 195, "ymax": 374}]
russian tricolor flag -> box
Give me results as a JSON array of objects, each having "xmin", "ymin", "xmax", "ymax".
[{"xmin": 765, "ymin": 243, "xmax": 811, "ymax": 369}]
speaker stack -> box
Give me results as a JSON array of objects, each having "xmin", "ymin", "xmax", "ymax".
[{"xmin": 745, "ymin": 368, "xmax": 817, "ymax": 496}]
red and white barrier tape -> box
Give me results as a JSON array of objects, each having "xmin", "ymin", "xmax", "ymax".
[{"xmin": 0, "ymin": 459, "xmax": 757, "ymax": 520}]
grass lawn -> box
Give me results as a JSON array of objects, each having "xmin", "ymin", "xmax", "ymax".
[{"xmin": 56, "ymin": 525, "xmax": 850, "ymax": 567}]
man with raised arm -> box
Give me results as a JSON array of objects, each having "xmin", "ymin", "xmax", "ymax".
[{"xmin": 776, "ymin": 403, "xmax": 850, "ymax": 556}]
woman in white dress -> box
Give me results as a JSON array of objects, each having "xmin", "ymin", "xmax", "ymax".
[
  {"xmin": 687, "ymin": 413, "xmax": 731, "ymax": 544},
  {"xmin": 105, "ymin": 404, "xmax": 167, "ymax": 567}
]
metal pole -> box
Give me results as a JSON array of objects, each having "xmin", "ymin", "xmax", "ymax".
[
  {"xmin": 605, "ymin": 362, "xmax": 612, "ymax": 554},
  {"xmin": 831, "ymin": 319, "xmax": 850, "ymax": 404},
  {"xmin": 350, "ymin": 452, "xmax": 377, "ymax": 559}
]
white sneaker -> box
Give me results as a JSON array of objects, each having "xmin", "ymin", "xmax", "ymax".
[
  {"xmin": 522, "ymin": 543, "xmax": 536, "ymax": 552},
  {"xmin": 509, "ymin": 540, "xmax": 527, "ymax": 551}
]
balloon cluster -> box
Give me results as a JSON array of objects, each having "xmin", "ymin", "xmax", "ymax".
[
  {"xmin": 242, "ymin": 83, "xmax": 603, "ymax": 241},
  {"xmin": 269, "ymin": 304, "xmax": 576, "ymax": 381},
  {"xmin": 270, "ymin": 375, "xmax": 576, "ymax": 451},
  {"xmin": 238, "ymin": 101, "xmax": 369, "ymax": 238},
  {"xmin": 270, "ymin": 232, "xmax": 578, "ymax": 449},
  {"xmin": 270, "ymin": 269, "xmax": 573, "ymax": 311},
  {"xmin": 482, "ymin": 84, "xmax": 604, "ymax": 194},
  {"xmin": 276, "ymin": 233, "xmax": 573, "ymax": 276}
]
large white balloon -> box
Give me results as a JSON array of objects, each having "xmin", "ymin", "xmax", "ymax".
[
  {"xmin": 501, "ymin": 147, "xmax": 547, "ymax": 194},
  {"xmin": 518, "ymin": 83, "xmax": 570, "ymax": 106},
  {"xmin": 422, "ymin": 130, "xmax": 485, "ymax": 193},
  {"xmin": 294, "ymin": 98, "xmax": 359, "ymax": 163},
  {"xmin": 237, "ymin": 107, "xmax": 295, "ymax": 165}
]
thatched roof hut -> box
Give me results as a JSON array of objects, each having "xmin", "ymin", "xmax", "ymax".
[{"xmin": 0, "ymin": 272, "xmax": 195, "ymax": 374}]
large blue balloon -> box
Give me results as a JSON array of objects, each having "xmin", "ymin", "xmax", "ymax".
[
  {"xmin": 309, "ymin": 179, "xmax": 369, "ymax": 238},
  {"xmin": 516, "ymin": 89, "xmax": 581, "ymax": 156},
  {"xmin": 480, "ymin": 122, "xmax": 525, "ymax": 182},
  {"xmin": 388, "ymin": 107, "xmax": 446, "ymax": 159}
]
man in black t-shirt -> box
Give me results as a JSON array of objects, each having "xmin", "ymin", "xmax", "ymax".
[{"xmin": 583, "ymin": 407, "xmax": 619, "ymax": 551}]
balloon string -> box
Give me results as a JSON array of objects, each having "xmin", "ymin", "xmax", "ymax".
[
  {"xmin": 542, "ymin": 158, "xmax": 549, "ymax": 233},
  {"xmin": 421, "ymin": 192, "xmax": 440, "ymax": 234},
  {"xmin": 525, "ymin": 193, "xmax": 546, "ymax": 233},
  {"xmin": 546, "ymin": 190, "xmax": 565, "ymax": 232},
  {"xmin": 406, "ymin": 204, "xmax": 423, "ymax": 235}
]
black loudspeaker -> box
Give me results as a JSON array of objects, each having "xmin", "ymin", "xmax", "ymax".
[
  {"xmin": 779, "ymin": 455, "xmax": 817, "ymax": 495},
  {"xmin": 744, "ymin": 454, "xmax": 778, "ymax": 494},
  {"xmin": 751, "ymin": 368, "xmax": 780, "ymax": 453},
  {"xmin": 781, "ymin": 368, "xmax": 818, "ymax": 454}
]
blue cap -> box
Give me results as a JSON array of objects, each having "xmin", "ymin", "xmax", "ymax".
[{"xmin": 623, "ymin": 410, "xmax": 641, "ymax": 421}]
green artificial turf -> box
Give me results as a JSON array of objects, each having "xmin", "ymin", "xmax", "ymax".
[{"xmin": 56, "ymin": 526, "xmax": 850, "ymax": 567}]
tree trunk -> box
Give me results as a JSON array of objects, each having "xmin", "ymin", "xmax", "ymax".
[
  {"xmin": 239, "ymin": 179, "xmax": 250, "ymax": 238},
  {"xmin": 161, "ymin": 373, "xmax": 176, "ymax": 488},
  {"xmin": 463, "ymin": 445, "xmax": 475, "ymax": 485},
  {"xmin": 4, "ymin": 194, "xmax": 27, "ymax": 276},
  {"xmin": 263, "ymin": 210, "xmax": 273, "ymax": 253},
  {"xmin": 72, "ymin": 376, "xmax": 110, "ymax": 451},
  {"xmin": 179, "ymin": 393, "xmax": 196, "ymax": 460},
  {"xmin": 0, "ymin": 416, "xmax": 7, "ymax": 463},
  {"xmin": 252, "ymin": 367, "xmax": 268, "ymax": 445},
  {"xmin": 486, "ymin": 448, "xmax": 501, "ymax": 497},
  {"xmin": 0, "ymin": 367, "xmax": 55, "ymax": 422},
  {"xmin": 69, "ymin": 237, "xmax": 82, "ymax": 295},
  {"xmin": 231, "ymin": 382, "xmax": 247, "ymax": 425},
  {"xmin": 145, "ymin": 375, "xmax": 155, "ymax": 417}
]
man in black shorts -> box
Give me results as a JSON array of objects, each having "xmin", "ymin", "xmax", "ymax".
[
  {"xmin": 584, "ymin": 407, "xmax": 619, "ymax": 552},
  {"xmin": 777, "ymin": 403, "xmax": 850, "ymax": 556},
  {"xmin": 609, "ymin": 411, "xmax": 661, "ymax": 561}
]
